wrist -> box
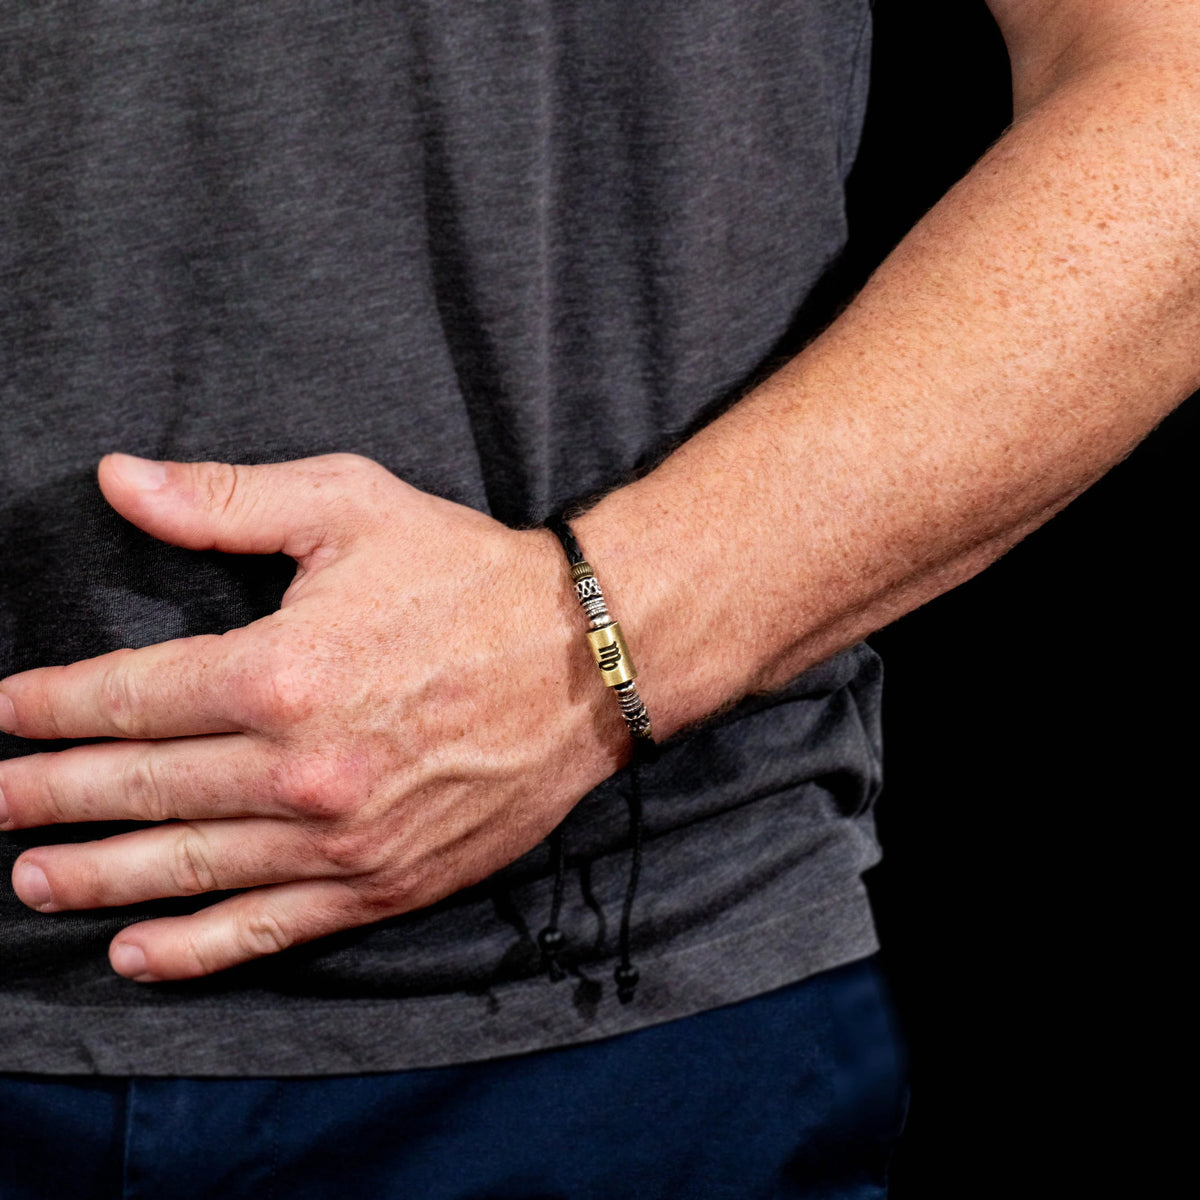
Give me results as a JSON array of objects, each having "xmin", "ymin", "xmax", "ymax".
[
  {"xmin": 569, "ymin": 481, "xmax": 751, "ymax": 743},
  {"xmin": 518, "ymin": 526, "xmax": 634, "ymax": 784}
]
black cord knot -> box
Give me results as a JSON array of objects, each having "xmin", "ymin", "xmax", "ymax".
[
  {"xmin": 538, "ymin": 926, "xmax": 565, "ymax": 952},
  {"xmin": 538, "ymin": 925, "xmax": 567, "ymax": 981},
  {"xmin": 614, "ymin": 963, "xmax": 640, "ymax": 1004}
]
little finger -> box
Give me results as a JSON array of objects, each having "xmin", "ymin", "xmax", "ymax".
[{"xmin": 108, "ymin": 879, "xmax": 371, "ymax": 981}]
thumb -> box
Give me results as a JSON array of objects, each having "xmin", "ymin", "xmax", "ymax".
[{"xmin": 98, "ymin": 452, "xmax": 378, "ymax": 560}]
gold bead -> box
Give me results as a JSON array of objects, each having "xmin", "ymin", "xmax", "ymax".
[
  {"xmin": 570, "ymin": 561, "xmax": 595, "ymax": 584},
  {"xmin": 585, "ymin": 622, "xmax": 636, "ymax": 687}
]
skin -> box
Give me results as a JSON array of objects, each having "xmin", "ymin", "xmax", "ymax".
[{"xmin": 1, "ymin": 0, "xmax": 1198, "ymax": 982}]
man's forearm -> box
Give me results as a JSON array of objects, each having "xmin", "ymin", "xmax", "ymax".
[{"xmin": 574, "ymin": 3, "xmax": 1200, "ymax": 741}]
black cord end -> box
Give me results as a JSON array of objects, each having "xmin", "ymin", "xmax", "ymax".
[
  {"xmin": 615, "ymin": 963, "xmax": 640, "ymax": 1004},
  {"xmin": 538, "ymin": 926, "xmax": 567, "ymax": 982}
]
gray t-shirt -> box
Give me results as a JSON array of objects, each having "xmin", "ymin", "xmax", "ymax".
[{"xmin": 0, "ymin": 0, "xmax": 880, "ymax": 1075}]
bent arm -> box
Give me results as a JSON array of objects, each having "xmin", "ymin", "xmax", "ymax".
[{"xmin": 573, "ymin": 0, "xmax": 1200, "ymax": 741}]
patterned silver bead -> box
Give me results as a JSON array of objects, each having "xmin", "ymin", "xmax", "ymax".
[
  {"xmin": 615, "ymin": 681, "xmax": 652, "ymax": 739},
  {"xmin": 575, "ymin": 576, "xmax": 602, "ymax": 601}
]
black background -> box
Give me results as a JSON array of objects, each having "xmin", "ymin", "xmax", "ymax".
[{"xmin": 850, "ymin": 3, "xmax": 1192, "ymax": 1195}]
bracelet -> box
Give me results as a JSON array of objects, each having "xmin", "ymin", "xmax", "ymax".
[
  {"xmin": 545, "ymin": 514, "xmax": 653, "ymax": 743},
  {"xmin": 544, "ymin": 511, "xmax": 654, "ymax": 1004}
]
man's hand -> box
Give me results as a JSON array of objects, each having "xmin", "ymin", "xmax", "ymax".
[{"xmin": 0, "ymin": 453, "xmax": 627, "ymax": 981}]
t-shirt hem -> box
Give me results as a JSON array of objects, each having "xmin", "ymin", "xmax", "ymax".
[{"xmin": 0, "ymin": 884, "xmax": 878, "ymax": 1077}]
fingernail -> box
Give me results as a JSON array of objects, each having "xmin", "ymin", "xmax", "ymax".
[
  {"xmin": 109, "ymin": 453, "xmax": 169, "ymax": 491},
  {"xmin": 111, "ymin": 943, "xmax": 149, "ymax": 979},
  {"xmin": 14, "ymin": 862, "xmax": 55, "ymax": 911},
  {"xmin": 0, "ymin": 779, "xmax": 8, "ymax": 827},
  {"xmin": 0, "ymin": 692, "xmax": 16, "ymax": 733}
]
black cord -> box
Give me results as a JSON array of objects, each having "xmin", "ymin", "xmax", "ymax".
[
  {"xmin": 544, "ymin": 512, "xmax": 585, "ymax": 565},
  {"xmin": 545, "ymin": 508, "xmax": 658, "ymax": 1003},
  {"xmin": 537, "ymin": 829, "xmax": 568, "ymax": 982},
  {"xmin": 615, "ymin": 736, "xmax": 659, "ymax": 1003}
]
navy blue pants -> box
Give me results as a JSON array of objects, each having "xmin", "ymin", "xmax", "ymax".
[{"xmin": 0, "ymin": 958, "xmax": 906, "ymax": 1199}]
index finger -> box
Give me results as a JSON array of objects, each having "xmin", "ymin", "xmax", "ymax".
[{"xmin": 0, "ymin": 634, "xmax": 250, "ymax": 740}]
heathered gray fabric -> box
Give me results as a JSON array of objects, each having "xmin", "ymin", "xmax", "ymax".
[{"xmin": 0, "ymin": 0, "xmax": 880, "ymax": 1075}]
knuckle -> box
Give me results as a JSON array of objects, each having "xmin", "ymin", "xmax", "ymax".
[
  {"xmin": 317, "ymin": 453, "xmax": 394, "ymax": 523},
  {"xmin": 170, "ymin": 827, "xmax": 221, "ymax": 895},
  {"xmin": 21, "ymin": 682, "xmax": 63, "ymax": 741},
  {"xmin": 359, "ymin": 868, "xmax": 419, "ymax": 914},
  {"xmin": 322, "ymin": 452, "xmax": 376, "ymax": 479},
  {"xmin": 281, "ymin": 753, "xmax": 360, "ymax": 820},
  {"xmin": 201, "ymin": 461, "xmax": 242, "ymax": 518},
  {"xmin": 246, "ymin": 658, "xmax": 315, "ymax": 730},
  {"xmin": 182, "ymin": 931, "xmax": 225, "ymax": 978},
  {"xmin": 0, "ymin": 770, "xmax": 13, "ymax": 827},
  {"xmin": 33, "ymin": 764, "xmax": 72, "ymax": 827},
  {"xmin": 123, "ymin": 752, "xmax": 170, "ymax": 823},
  {"xmin": 97, "ymin": 652, "xmax": 144, "ymax": 737},
  {"xmin": 236, "ymin": 908, "xmax": 293, "ymax": 958},
  {"xmin": 313, "ymin": 826, "xmax": 379, "ymax": 874}
]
